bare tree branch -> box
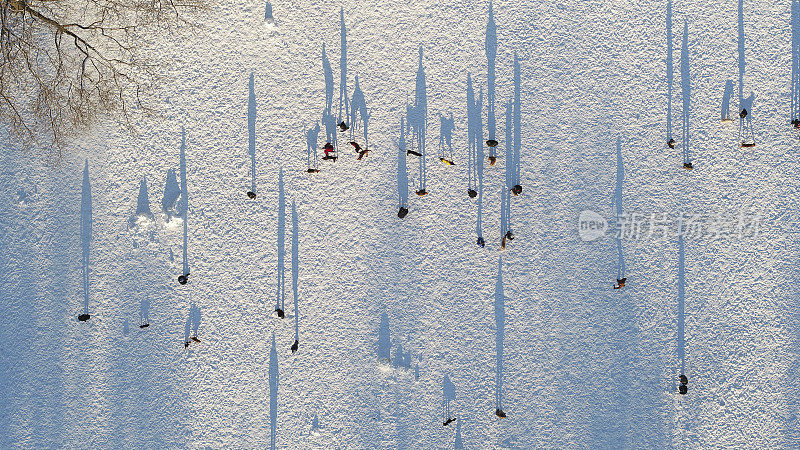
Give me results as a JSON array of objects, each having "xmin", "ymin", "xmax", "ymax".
[{"xmin": 0, "ymin": 0, "xmax": 204, "ymax": 159}]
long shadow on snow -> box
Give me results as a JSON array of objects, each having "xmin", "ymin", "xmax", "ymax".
[
  {"xmin": 408, "ymin": 47, "xmax": 428, "ymax": 193},
  {"xmin": 337, "ymin": 7, "xmax": 348, "ymax": 127},
  {"xmin": 613, "ymin": 137, "xmax": 626, "ymax": 282},
  {"xmin": 486, "ymin": 2, "xmax": 497, "ymax": 160},
  {"xmin": 322, "ymin": 42, "xmax": 334, "ymax": 115},
  {"xmin": 736, "ymin": 0, "xmax": 756, "ymax": 146},
  {"xmin": 397, "ymin": 117, "xmax": 409, "ymax": 212},
  {"xmin": 248, "ymin": 72, "xmax": 257, "ymax": 195},
  {"xmin": 180, "ymin": 129, "xmax": 190, "ymax": 281},
  {"xmin": 349, "ymin": 75, "xmax": 369, "ymax": 150},
  {"xmin": 276, "ymin": 167, "xmax": 286, "ymax": 314},
  {"xmin": 666, "ymin": 0, "xmax": 673, "ymax": 146},
  {"xmin": 680, "ymin": 21, "xmax": 691, "ymax": 166},
  {"xmin": 81, "ymin": 160, "xmax": 92, "ymax": 319},
  {"xmin": 793, "ymin": 0, "xmax": 800, "ymax": 124},
  {"xmin": 291, "ymin": 200, "xmax": 300, "ymax": 347},
  {"xmin": 677, "ymin": 234, "xmax": 686, "ymax": 383},
  {"xmin": 540, "ymin": 125, "xmax": 667, "ymax": 446},
  {"xmin": 512, "ymin": 52, "xmax": 521, "ymax": 190}
]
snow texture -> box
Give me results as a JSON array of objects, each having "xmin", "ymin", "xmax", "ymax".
[{"xmin": 1, "ymin": 0, "xmax": 800, "ymax": 448}]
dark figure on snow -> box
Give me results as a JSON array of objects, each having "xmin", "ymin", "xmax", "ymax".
[
  {"xmin": 496, "ymin": 408, "xmax": 506, "ymax": 418},
  {"xmin": 502, "ymin": 230, "xmax": 514, "ymax": 250},
  {"xmin": 468, "ymin": 189, "xmax": 477, "ymax": 198},
  {"xmin": 738, "ymin": 102, "xmax": 756, "ymax": 147},
  {"xmin": 291, "ymin": 339, "xmax": 299, "ymax": 353},
  {"xmin": 443, "ymin": 418, "xmax": 457, "ymax": 427},
  {"xmin": 614, "ymin": 277, "xmax": 627, "ymax": 289},
  {"xmin": 78, "ymin": 313, "xmax": 90, "ymax": 322},
  {"xmin": 398, "ymin": 207, "xmax": 409, "ymax": 219},
  {"xmin": 683, "ymin": 162, "xmax": 693, "ymax": 170},
  {"xmin": 793, "ymin": 119, "xmax": 800, "ymax": 129},
  {"xmin": 512, "ymin": 184, "xmax": 522, "ymax": 196},
  {"xmin": 678, "ymin": 384, "xmax": 688, "ymax": 395},
  {"xmin": 323, "ymin": 143, "xmax": 336, "ymax": 160},
  {"xmin": 416, "ymin": 188, "xmax": 428, "ymax": 196},
  {"xmin": 247, "ymin": 191, "xmax": 257, "ymax": 199},
  {"xmin": 184, "ymin": 340, "xmax": 190, "ymax": 349},
  {"xmin": 338, "ymin": 121, "xmax": 349, "ymax": 132},
  {"xmin": 178, "ymin": 273, "xmax": 189, "ymax": 285},
  {"xmin": 679, "ymin": 374, "xmax": 688, "ymax": 385},
  {"xmin": 668, "ymin": 139, "xmax": 676, "ymax": 149},
  {"xmin": 407, "ymin": 149, "xmax": 422, "ymax": 157},
  {"xmin": 477, "ymin": 236, "xmax": 485, "ymax": 248},
  {"xmin": 487, "ymin": 140, "xmax": 498, "ymax": 165},
  {"xmin": 351, "ymin": 142, "xmax": 370, "ymax": 160},
  {"xmin": 276, "ymin": 308, "xmax": 285, "ymax": 319}
]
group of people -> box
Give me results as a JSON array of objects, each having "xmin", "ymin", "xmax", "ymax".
[{"xmin": 321, "ymin": 136, "xmax": 370, "ymax": 162}]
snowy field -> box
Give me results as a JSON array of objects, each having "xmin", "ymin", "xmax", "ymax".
[{"xmin": 2, "ymin": 0, "xmax": 800, "ymax": 448}]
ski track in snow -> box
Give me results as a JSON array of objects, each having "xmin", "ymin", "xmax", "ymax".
[{"xmin": 1, "ymin": 0, "xmax": 800, "ymax": 447}]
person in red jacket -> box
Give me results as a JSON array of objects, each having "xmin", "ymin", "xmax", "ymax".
[{"xmin": 322, "ymin": 142, "xmax": 336, "ymax": 160}]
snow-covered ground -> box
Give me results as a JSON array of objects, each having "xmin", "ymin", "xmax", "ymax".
[{"xmin": 2, "ymin": 0, "xmax": 799, "ymax": 447}]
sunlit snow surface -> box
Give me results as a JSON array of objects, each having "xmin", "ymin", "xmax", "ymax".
[{"xmin": 1, "ymin": 0, "xmax": 799, "ymax": 448}]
